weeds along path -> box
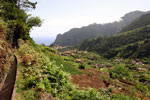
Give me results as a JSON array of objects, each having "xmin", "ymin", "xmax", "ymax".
[{"xmin": 0, "ymin": 55, "xmax": 17, "ymax": 100}]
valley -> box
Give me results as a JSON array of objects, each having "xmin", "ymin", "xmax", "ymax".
[
  {"xmin": 56, "ymin": 49, "xmax": 150, "ymax": 100},
  {"xmin": 0, "ymin": 0, "xmax": 150, "ymax": 100}
]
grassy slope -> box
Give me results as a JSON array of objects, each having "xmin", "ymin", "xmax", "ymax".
[
  {"xmin": 14, "ymin": 41, "xmax": 138, "ymax": 100},
  {"xmin": 33, "ymin": 44, "xmax": 83, "ymax": 75}
]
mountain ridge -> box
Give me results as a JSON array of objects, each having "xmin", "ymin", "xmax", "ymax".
[
  {"xmin": 78, "ymin": 12, "xmax": 150, "ymax": 60},
  {"xmin": 53, "ymin": 10, "xmax": 149, "ymax": 46}
]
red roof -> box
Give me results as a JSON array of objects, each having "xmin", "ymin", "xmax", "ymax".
[{"xmin": 75, "ymin": 59, "xmax": 82, "ymax": 62}]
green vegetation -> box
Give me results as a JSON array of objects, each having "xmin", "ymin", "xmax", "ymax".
[
  {"xmin": 109, "ymin": 59, "xmax": 150, "ymax": 99},
  {"xmin": 36, "ymin": 45, "xmax": 83, "ymax": 75},
  {"xmin": 0, "ymin": 0, "xmax": 150, "ymax": 100},
  {"xmin": 0, "ymin": 0, "xmax": 42, "ymax": 47},
  {"xmin": 79, "ymin": 25, "xmax": 150, "ymax": 60},
  {"xmin": 121, "ymin": 12, "xmax": 150, "ymax": 32},
  {"xmin": 111, "ymin": 94, "xmax": 137, "ymax": 100},
  {"xmin": 14, "ymin": 42, "xmax": 108, "ymax": 100},
  {"xmin": 15, "ymin": 42, "xmax": 145, "ymax": 100}
]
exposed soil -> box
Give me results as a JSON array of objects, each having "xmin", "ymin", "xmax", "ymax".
[
  {"xmin": 71, "ymin": 68, "xmax": 150, "ymax": 100},
  {"xmin": 136, "ymin": 94, "xmax": 150, "ymax": 100},
  {"xmin": 71, "ymin": 68, "xmax": 131, "ymax": 94},
  {"xmin": 144, "ymin": 98, "xmax": 150, "ymax": 100},
  {"xmin": 71, "ymin": 68, "xmax": 106, "ymax": 89}
]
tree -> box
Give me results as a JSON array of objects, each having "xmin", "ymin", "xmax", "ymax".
[
  {"xmin": 17, "ymin": 0, "xmax": 37, "ymax": 10},
  {"xmin": 27, "ymin": 16, "xmax": 42, "ymax": 29},
  {"xmin": 1, "ymin": 0, "xmax": 37, "ymax": 9},
  {"xmin": 0, "ymin": 0, "xmax": 42, "ymax": 48}
]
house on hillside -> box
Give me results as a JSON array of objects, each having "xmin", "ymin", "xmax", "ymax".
[
  {"xmin": 75, "ymin": 59, "xmax": 83, "ymax": 63},
  {"xmin": 91, "ymin": 64, "xmax": 99, "ymax": 68},
  {"xmin": 137, "ymin": 68, "xmax": 148, "ymax": 71}
]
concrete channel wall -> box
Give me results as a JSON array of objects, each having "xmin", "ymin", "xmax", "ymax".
[{"xmin": 0, "ymin": 55, "xmax": 17, "ymax": 100}]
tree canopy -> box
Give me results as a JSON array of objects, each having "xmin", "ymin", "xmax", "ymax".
[{"xmin": 0, "ymin": 0, "xmax": 42, "ymax": 47}]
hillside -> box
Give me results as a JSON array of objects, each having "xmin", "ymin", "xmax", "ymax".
[
  {"xmin": 79, "ymin": 25, "xmax": 150, "ymax": 60},
  {"xmin": 1, "ymin": 1, "xmax": 150, "ymax": 100},
  {"xmin": 15, "ymin": 41, "xmax": 150, "ymax": 100},
  {"xmin": 121, "ymin": 12, "xmax": 150, "ymax": 32},
  {"xmin": 53, "ymin": 10, "xmax": 148, "ymax": 46}
]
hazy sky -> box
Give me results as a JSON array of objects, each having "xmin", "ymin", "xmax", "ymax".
[{"xmin": 29, "ymin": 0, "xmax": 150, "ymax": 44}]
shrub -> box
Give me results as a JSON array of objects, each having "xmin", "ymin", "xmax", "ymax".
[
  {"xmin": 110, "ymin": 65, "xmax": 134, "ymax": 82},
  {"xmin": 72, "ymin": 88, "xmax": 103, "ymax": 100},
  {"xmin": 111, "ymin": 94, "xmax": 137, "ymax": 100}
]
